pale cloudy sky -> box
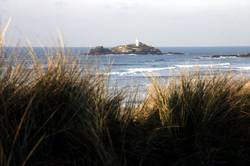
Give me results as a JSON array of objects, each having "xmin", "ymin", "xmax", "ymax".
[{"xmin": 0, "ymin": 0, "xmax": 250, "ymax": 46}]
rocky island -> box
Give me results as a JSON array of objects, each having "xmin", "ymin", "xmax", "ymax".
[{"xmin": 88, "ymin": 40, "xmax": 162, "ymax": 55}]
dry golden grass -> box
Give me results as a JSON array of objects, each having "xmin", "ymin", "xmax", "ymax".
[{"xmin": 0, "ymin": 21, "xmax": 249, "ymax": 166}]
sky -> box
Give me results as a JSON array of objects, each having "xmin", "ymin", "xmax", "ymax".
[{"xmin": 0, "ymin": 0, "xmax": 250, "ymax": 47}]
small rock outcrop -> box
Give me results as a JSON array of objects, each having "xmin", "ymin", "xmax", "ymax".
[
  {"xmin": 211, "ymin": 53, "xmax": 250, "ymax": 58},
  {"xmin": 238, "ymin": 53, "xmax": 250, "ymax": 57},
  {"xmin": 88, "ymin": 46, "xmax": 112, "ymax": 55}
]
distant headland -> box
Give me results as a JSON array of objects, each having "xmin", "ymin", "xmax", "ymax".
[{"xmin": 86, "ymin": 39, "xmax": 184, "ymax": 55}]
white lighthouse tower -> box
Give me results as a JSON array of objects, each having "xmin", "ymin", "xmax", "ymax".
[{"xmin": 135, "ymin": 38, "xmax": 140, "ymax": 47}]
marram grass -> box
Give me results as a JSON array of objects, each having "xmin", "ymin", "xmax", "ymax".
[{"xmin": 0, "ymin": 29, "xmax": 250, "ymax": 166}]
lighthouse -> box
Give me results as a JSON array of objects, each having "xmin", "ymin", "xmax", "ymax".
[{"xmin": 135, "ymin": 38, "xmax": 140, "ymax": 47}]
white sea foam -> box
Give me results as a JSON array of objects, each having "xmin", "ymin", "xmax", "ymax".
[
  {"xmin": 127, "ymin": 67, "xmax": 176, "ymax": 73},
  {"xmin": 109, "ymin": 67, "xmax": 176, "ymax": 76},
  {"xmin": 175, "ymin": 63, "xmax": 230, "ymax": 68},
  {"xmin": 108, "ymin": 72, "xmax": 122, "ymax": 75},
  {"xmin": 109, "ymin": 63, "xmax": 231, "ymax": 76},
  {"xmin": 237, "ymin": 67, "xmax": 250, "ymax": 71}
]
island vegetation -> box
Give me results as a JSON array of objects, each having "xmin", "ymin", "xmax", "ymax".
[{"xmin": 0, "ymin": 27, "xmax": 249, "ymax": 166}]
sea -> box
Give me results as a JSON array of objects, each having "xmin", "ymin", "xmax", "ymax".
[{"xmin": 4, "ymin": 46, "xmax": 250, "ymax": 94}]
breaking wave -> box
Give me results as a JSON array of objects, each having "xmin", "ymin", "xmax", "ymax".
[
  {"xmin": 175, "ymin": 63, "xmax": 231, "ymax": 68},
  {"xmin": 109, "ymin": 67, "xmax": 176, "ymax": 76}
]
